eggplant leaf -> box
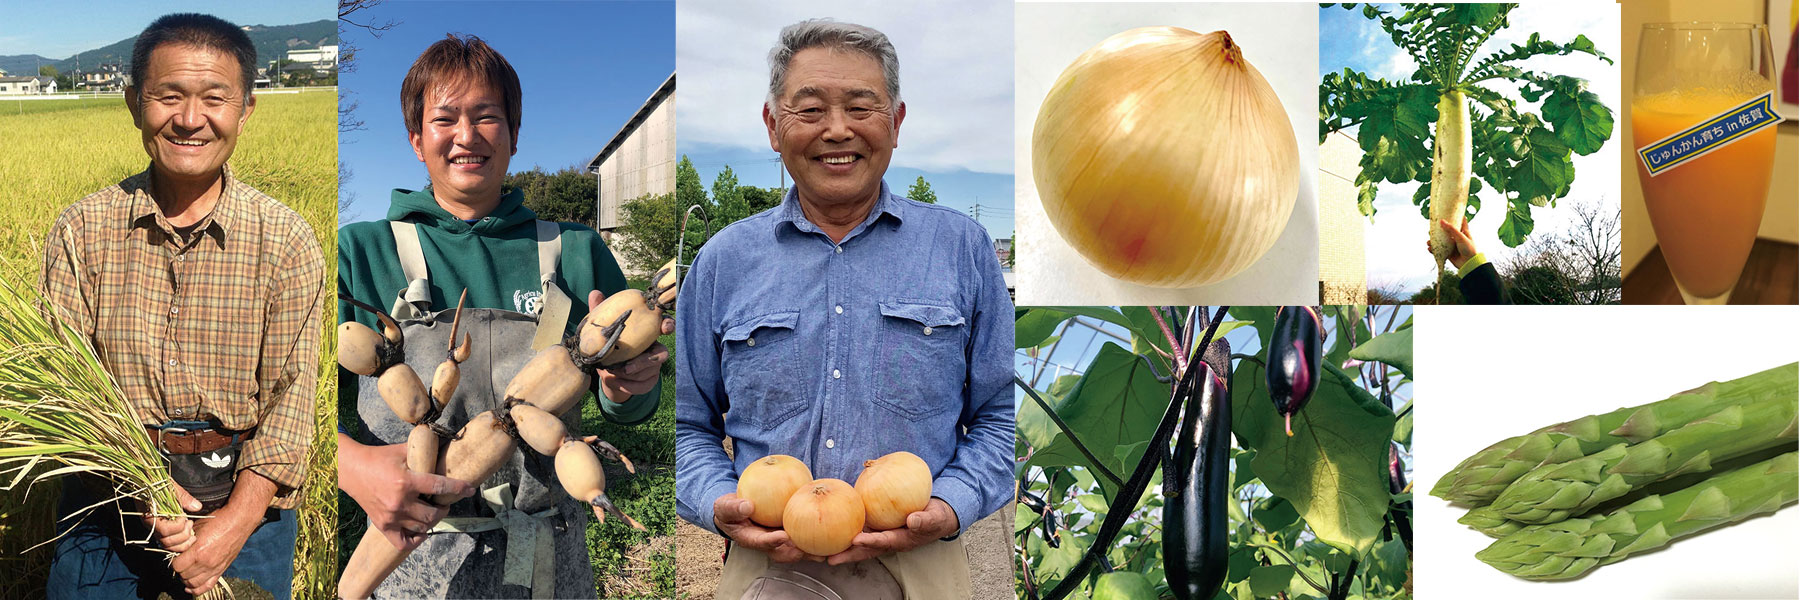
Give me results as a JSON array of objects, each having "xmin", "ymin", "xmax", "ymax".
[{"xmin": 1231, "ymin": 362, "xmax": 1397, "ymax": 555}]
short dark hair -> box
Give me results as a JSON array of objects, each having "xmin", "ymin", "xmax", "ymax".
[
  {"xmin": 130, "ymin": 13, "xmax": 258, "ymax": 97},
  {"xmin": 400, "ymin": 34, "xmax": 522, "ymax": 142}
]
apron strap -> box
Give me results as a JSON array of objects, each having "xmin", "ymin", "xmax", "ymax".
[
  {"xmin": 389, "ymin": 220, "xmax": 433, "ymax": 320},
  {"xmin": 531, "ymin": 220, "xmax": 572, "ymax": 351},
  {"xmin": 430, "ymin": 484, "xmax": 560, "ymax": 598}
]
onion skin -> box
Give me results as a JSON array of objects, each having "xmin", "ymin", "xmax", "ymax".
[
  {"xmin": 1032, "ymin": 27, "xmax": 1299, "ymax": 287},
  {"xmin": 737, "ymin": 455, "xmax": 813, "ymax": 528},
  {"xmin": 855, "ymin": 451, "xmax": 932, "ymax": 531},
  {"xmin": 782, "ymin": 479, "xmax": 865, "ymax": 556}
]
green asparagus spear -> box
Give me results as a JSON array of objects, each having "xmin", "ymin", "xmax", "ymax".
[
  {"xmin": 1431, "ymin": 363, "xmax": 1797, "ymax": 504},
  {"xmin": 1459, "ymin": 506, "xmax": 1524, "ymax": 538},
  {"xmin": 1487, "ymin": 397, "xmax": 1797, "ymax": 524},
  {"xmin": 1477, "ymin": 451, "xmax": 1798, "ymax": 580}
]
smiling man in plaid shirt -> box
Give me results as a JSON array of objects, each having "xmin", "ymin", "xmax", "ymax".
[{"xmin": 36, "ymin": 14, "xmax": 324, "ymax": 599}]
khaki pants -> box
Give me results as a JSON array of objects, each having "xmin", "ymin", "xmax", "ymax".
[{"xmin": 718, "ymin": 538, "xmax": 972, "ymax": 600}]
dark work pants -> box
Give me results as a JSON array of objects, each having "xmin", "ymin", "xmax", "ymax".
[{"xmin": 46, "ymin": 476, "xmax": 296, "ymax": 600}]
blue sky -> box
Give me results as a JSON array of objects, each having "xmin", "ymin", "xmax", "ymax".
[
  {"xmin": 337, "ymin": 1, "xmax": 674, "ymax": 223},
  {"xmin": 0, "ymin": 1, "xmax": 331, "ymax": 59},
  {"xmin": 675, "ymin": 0, "xmax": 1015, "ymax": 240},
  {"xmin": 1320, "ymin": 3, "xmax": 1621, "ymax": 294}
]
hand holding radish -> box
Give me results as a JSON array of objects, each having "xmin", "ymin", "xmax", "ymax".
[{"xmin": 1435, "ymin": 219, "xmax": 1478, "ymax": 270}]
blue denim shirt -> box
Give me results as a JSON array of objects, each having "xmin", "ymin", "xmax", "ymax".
[{"xmin": 675, "ymin": 182, "xmax": 1015, "ymax": 536}]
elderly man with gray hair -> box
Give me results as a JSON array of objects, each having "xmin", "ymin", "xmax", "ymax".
[{"xmin": 674, "ymin": 18, "xmax": 1014, "ymax": 599}]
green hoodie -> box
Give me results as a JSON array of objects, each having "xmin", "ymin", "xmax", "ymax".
[{"xmin": 337, "ymin": 187, "xmax": 657, "ymax": 425}]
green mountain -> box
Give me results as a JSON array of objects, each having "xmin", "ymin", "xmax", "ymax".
[
  {"xmin": 2, "ymin": 19, "xmax": 336, "ymax": 78},
  {"xmin": 0, "ymin": 55, "xmax": 56, "ymax": 78}
]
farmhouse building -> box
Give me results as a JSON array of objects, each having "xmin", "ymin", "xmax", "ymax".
[
  {"xmin": 0, "ymin": 76, "xmax": 57, "ymax": 95},
  {"xmin": 586, "ymin": 72, "xmax": 675, "ymax": 274}
]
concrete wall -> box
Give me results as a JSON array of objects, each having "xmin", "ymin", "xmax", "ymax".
[
  {"xmin": 1622, "ymin": 0, "xmax": 1799, "ymax": 277},
  {"xmin": 1318, "ymin": 132, "xmax": 1370, "ymax": 304}
]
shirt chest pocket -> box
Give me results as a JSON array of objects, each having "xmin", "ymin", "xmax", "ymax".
[
  {"xmin": 875, "ymin": 301, "xmax": 967, "ymax": 421},
  {"xmin": 720, "ymin": 310, "xmax": 805, "ymax": 429}
]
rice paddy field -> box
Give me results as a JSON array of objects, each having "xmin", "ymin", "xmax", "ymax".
[{"xmin": 0, "ymin": 89, "xmax": 339, "ymax": 599}]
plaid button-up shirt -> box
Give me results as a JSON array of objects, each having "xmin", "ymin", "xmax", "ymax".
[{"xmin": 39, "ymin": 165, "xmax": 325, "ymax": 509}]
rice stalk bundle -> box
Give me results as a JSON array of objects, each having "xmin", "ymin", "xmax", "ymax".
[{"xmin": 0, "ymin": 274, "xmax": 230, "ymax": 598}]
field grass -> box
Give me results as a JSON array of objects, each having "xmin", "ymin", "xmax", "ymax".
[
  {"xmin": 0, "ymin": 89, "xmax": 339, "ymax": 599},
  {"xmin": 582, "ymin": 325, "xmax": 677, "ymax": 598}
]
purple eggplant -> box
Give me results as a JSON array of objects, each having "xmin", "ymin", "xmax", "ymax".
[
  {"xmin": 1266, "ymin": 306, "xmax": 1322, "ymax": 437},
  {"xmin": 1164, "ymin": 339, "xmax": 1231, "ymax": 600}
]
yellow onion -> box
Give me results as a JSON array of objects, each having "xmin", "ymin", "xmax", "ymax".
[
  {"xmin": 737, "ymin": 454, "xmax": 812, "ymax": 528},
  {"xmin": 1032, "ymin": 27, "xmax": 1299, "ymax": 287},
  {"xmin": 854, "ymin": 451, "xmax": 932, "ymax": 531},
  {"xmin": 782, "ymin": 478, "xmax": 864, "ymax": 556}
]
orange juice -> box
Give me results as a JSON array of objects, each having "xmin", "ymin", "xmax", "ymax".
[{"xmin": 1633, "ymin": 90, "xmax": 1777, "ymax": 299}]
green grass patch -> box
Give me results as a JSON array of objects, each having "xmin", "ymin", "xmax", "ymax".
[{"xmin": 582, "ymin": 321, "xmax": 676, "ymax": 599}]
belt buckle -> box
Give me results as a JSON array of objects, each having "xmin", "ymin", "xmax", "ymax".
[{"xmin": 154, "ymin": 420, "xmax": 210, "ymax": 455}]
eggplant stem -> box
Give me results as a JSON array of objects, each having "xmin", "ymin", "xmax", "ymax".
[
  {"xmin": 1039, "ymin": 307, "xmax": 1230, "ymax": 600},
  {"xmin": 1148, "ymin": 306, "xmax": 1187, "ymax": 375}
]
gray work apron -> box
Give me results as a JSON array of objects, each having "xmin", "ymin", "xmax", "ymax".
[{"xmin": 351, "ymin": 220, "xmax": 595, "ymax": 599}]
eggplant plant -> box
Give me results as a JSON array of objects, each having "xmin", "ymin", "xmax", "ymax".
[
  {"xmin": 1014, "ymin": 306, "xmax": 1414, "ymax": 600},
  {"xmin": 1319, "ymin": 4, "xmax": 1614, "ymax": 269}
]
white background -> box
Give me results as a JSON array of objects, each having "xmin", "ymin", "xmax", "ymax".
[
  {"xmin": 1013, "ymin": 2, "xmax": 1320, "ymax": 305},
  {"xmin": 1415, "ymin": 305, "xmax": 1800, "ymax": 599}
]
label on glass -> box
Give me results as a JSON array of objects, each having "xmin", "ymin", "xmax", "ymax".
[{"xmin": 1637, "ymin": 91, "xmax": 1785, "ymax": 177}]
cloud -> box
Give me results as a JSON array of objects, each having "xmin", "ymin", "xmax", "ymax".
[{"xmin": 677, "ymin": 0, "xmax": 1013, "ymax": 175}]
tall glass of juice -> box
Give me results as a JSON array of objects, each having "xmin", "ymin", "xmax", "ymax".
[{"xmin": 1633, "ymin": 23, "xmax": 1780, "ymax": 304}]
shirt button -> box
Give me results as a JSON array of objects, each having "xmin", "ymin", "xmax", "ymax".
[
  {"xmin": 923, "ymin": 327, "xmax": 934, "ymax": 336},
  {"xmin": 167, "ymin": 358, "xmax": 178, "ymax": 366},
  {"xmin": 825, "ymin": 439, "xmax": 836, "ymax": 449},
  {"xmin": 170, "ymin": 307, "xmax": 180, "ymax": 315},
  {"xmin": 834, "ymin": 246, "xmax": 843, "ymax": 254},
  {"xmin": 746, "ymin": 338, "xmax": 756, "ymax": 347},
  {"xmin": 832, "ymin": 369, "xmax": 842, "ymax": 379},
  {"xmin": 176, "ymin": 254, "xmax": 186, "ymax": 262},
  {"xmin": 834, "ymin": 305, "xmax": 843, "ymax": 314},
  {"xmin": 172, "ymin": 408, "xmax": 184, "ymax": 416}
]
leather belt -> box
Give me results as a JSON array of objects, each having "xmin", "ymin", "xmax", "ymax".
[{"xmin": 148, "ymin": 425, "xmax": 255, "ymax": 455}]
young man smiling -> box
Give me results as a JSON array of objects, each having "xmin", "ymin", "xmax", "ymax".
[
  {"xmin": 335, "ymin": 34, "xmax": 667, "ymax": 598},
  {"xmin": 39, "ymin": 13, "xmax": 325, "ymax": 600}
]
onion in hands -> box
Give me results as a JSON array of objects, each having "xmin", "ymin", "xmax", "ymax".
[
  {"xmin": 738, "ymin": 454, "xmax": 814, "ymax": 528},
  {"xmin": 855, "ymin": 451, "xmax": 932, "ymax": 531},
  {"xmin": 782, "ymin": 479, "xmax": 865, "ymax": 556},
  {"xmin": 1032, "ymin": 27, "xmax": 1299, "ymax": 287}
]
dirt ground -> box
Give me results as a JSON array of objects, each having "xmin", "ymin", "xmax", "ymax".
[{"xmin": 675, "ymin": 503, "xmax": 1016, "ymax": 599}]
